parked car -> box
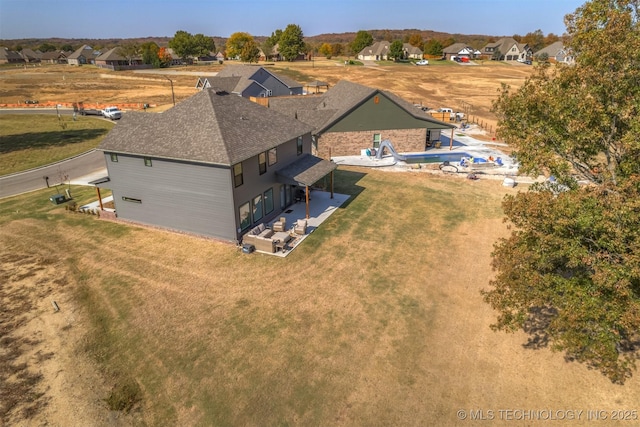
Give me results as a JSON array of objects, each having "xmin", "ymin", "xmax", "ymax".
[
  {"xmin": 101, "ymin": 106, "xmax": 122, "ymax": 120},
  {"xmin": 415, "ymin": 59, "xmax": 429, "ymax": 66},
  {"xmin": 460, "ymin": 57, "xmax": 470, "ymax": 63},
  {"xmin": 79, "ymin": 108, "xmax": 102, "ymax": 116},
  {"xmin": 452, "ymin": 56, "xmax": 462, "ymax": 63}
]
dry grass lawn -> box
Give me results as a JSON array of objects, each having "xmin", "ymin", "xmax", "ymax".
[
  {"xmin": 2, "ymin": 61, "xmax": 640, "ymax": 426},
  {"xmin": 2, "ymin": 169, "xmax": 640, "ymax": 426}
]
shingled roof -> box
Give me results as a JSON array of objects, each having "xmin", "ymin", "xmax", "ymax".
[
  {"xmin": 98, "ymin": 89, "xmax": 313, "ymax": 166},
  {"xmin": 267, "ymin": 80, "xmax": 455, "ymax": 134},
  {"xmin": 216, "ymin": 65, "xmax": 302, "ymax": 90}
]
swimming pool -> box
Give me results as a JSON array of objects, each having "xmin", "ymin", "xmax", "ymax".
[{"xmin": 403, "ymin": 152, "xmax": 473, "ymax": 164}]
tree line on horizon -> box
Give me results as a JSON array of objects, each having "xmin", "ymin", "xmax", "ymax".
[{"xmin": 1, "ymin": 26, "xmax": 562, "ymax": 62}]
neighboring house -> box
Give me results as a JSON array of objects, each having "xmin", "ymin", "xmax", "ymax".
[
  {"xmin": 403, "ymin": 44, "xmax": 424, "ymax": 59},
  {"xmin": 259, "ymin": 46, "xmax": 283, "ymax": 62},
  {"xmin": 0, "ymin": 47, "xmax": 26, "ymax": 64},
  {"xmin": 20, "ymin": 48, "xmax": 41, "ymax": 63},
  {"xmin": 196, "ymin": 65, "xmax": 303, "ymax": 97},
  {"xmin": 442, "ymin": 43, "xmax": 481, "ymax": 60},
  {"xmin": 534, "ymin": 41, "xmax": 575, "ymax": 64},
  {"xmin": 67, "ymin": 45, "xmax": 100, "ymax": 65},
  {"xmin": 357, "ymin": 41, "xmax": 423, "ymax": 61},
  {"xmin": 193, "ymin": 51, "xmax": 223, "ymax": 63},
  {"xmin": 482, "ymin": 37, "xmax": 532, "ymax": 62},
  {"xmin": 95, "ymin": 47, "xmax": 143, "ymax": 70},
  {"xmin": 166, "ymin": 48, "xmax": 187, "ymax": 66},
  {"xmin": 41, "ymin": 50, "xmax": 68, "ymax": 64},
  {"xmin": 358, "ymin": 41, "xmax": 389, "ymax": 61},
  {"xmin": 267, "ymin": 80, "xmax": 456, "ymax": 158},
  {"xmin": 94, "ymin": 88, "xmax": 335, "ymax": 242}
]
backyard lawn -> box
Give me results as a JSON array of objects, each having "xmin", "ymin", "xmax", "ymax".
[{"xmin": 2, "ymin": 168, "xmax": 640, "ymax": 426}]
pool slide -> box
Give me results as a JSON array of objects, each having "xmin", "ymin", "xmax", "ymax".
[{"xmin": 375, "ymin": 140, "xmax": 407, "ymax": 161}]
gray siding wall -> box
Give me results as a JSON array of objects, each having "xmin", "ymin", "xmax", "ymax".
[
  {"xmin": 241, "ymin": 82, "xmax": 268, "ymax": 98},
  {"xmin": 232, "ymin": 133, "xmax": 312, "ymax": 232},
  {"xmin": 104, "ymin": 153, "xmax": 237, "ymax": 241},
  {"xmin": 252, "ymin": 70, "xmax": 301, "ymax": 96}
]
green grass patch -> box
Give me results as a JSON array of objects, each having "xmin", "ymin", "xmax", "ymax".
[{"xmin": 0, "ymin": 114, "xmax": 113, "ymax": 175}]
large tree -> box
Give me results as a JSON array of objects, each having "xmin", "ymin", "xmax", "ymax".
[
  {"xmin": 423, "ymin": 39, "xmax": 443, "ymax": 56},
  {"xmin": 225, "ymin": 32, "xmax": 254, "ymax": 60},
  {"xmin": 408, "ymin": 33, "xmax": 423, "ymax": 48},
  {"xmin": 192, "ymin": 33, "xmax": 215, "ymax": 57},
  {"xmin": 118, "ymin": 42, "xmax": 140, "ymax": 66},
  {"xmin": 319, "ymin": 42, "xmax": 332, "ymax": 58},
  {"xmin": 169, "ymin": 30, "xmax": 196, "ymax": 62},
  {"xmin": 240, "ymin": 39, "xmax": 260, "ymax": 63},
  {"xmin": 484, "ymin": 0, "xmax": 640, "ymax": 384},
  {"xmin": 141, "ymin": 42, "xmax": 160, "ymax": 67},
  {"xmin": 521, "ymin": 29, "xmax": 546, "ymax": 52},
  {"xmin": 350, "ymin": 30, "xmax": 373, "ymax": 56},
  {"xmin": 278, "ymin": 24, "xmax": 304, "ymax": 61},
  {"xmin": 388, "ymin": 40, "xmax": 404, "ymax": 61}
]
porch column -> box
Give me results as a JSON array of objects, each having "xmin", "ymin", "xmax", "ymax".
[
  {"xmin": 330, "ymin": 171, "xmax": 334, "ymax": 199},
  {"xmin": 96, "ymin": 187, "xmax": 104, "ymax": 210},
  {"xmin": 305, "ymin": 185, "xmax": 310, "ymax": 219},
  {"xmin": 450, "ymin": 128, "xmax": 454, "ymax": 150}
]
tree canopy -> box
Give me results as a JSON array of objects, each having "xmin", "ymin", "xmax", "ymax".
[
  {"xmin": 278, "ymin": 24, "xmax": 305, "ymax": 61},
  {"xmin": 118, "ymin": 42, "xmax": 140, "ymax": 65},
  {"xmin": 168, "ymin": 30, "xmax": 215, "ymax": 62},
  {"xmin": 423, "ymin": 39, "xmax": 443, "ymax": 56},
  {"xmin": 225, "ymin": 32, "xmax": 254, "ymax": 60},
  {"xmin": 485, "ymin": 0, "xmax": 640, "ymax": 384},
  {"xmin": 240, "ymin": 39, "xmax": 260, "ymax": 63},
  {"xmin": 140, "ymin": 42, "xmax": 160, "ymax": 67},
  {"xmin": 350, "ymin": 30, "xmax": 373, "ymax": 56},
  {"xmin": 388, "ymin": 40, "xmax": 404, "ymax": 61},
  {"xmin": 319, "ymin": 42, "xmax": 332, "ymax": 58},
  {"xmin": 408, "ymin": 33, "xmax": 423, "ymax": 48}
]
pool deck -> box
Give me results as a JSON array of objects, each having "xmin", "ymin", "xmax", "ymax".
[{"xmin": 331, "ymin": 127, "xmax": 529, "ymax": 181}]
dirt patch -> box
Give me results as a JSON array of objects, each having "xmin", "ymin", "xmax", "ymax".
[
  {"xmin": 0, "ymin": 241, "xmax": 134, "ymax": 426},
  {"xmin": 1, "ymin": 60, "xmax": 532, "ymax": 131}
]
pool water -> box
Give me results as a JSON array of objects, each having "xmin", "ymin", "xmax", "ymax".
[{"xmin": 403, "ymin": 152, "xmax": 472, "ymax": 164}]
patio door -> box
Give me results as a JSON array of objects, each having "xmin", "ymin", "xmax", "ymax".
[
  {"xmin": 285, "ymin": 185, "xmax": 292, "ymax": 206},
  {"xmin": 280, "ymin": 185, "xmax": 293, "ymax": 209}
]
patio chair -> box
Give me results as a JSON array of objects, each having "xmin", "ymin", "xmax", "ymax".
[
  {"xmin": 294, "ymin": 219, "xmax": 307, "ymax": 235},
  {"xmin": 273, "ymin": 217, "xmax": 286, "ymax": 232}
]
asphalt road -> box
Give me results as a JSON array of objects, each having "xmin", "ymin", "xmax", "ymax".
[
  {"xmin": 0, "ymin": 149, "xmax": 107, "ymax": 199},
  {"xmin": 0, "ymin": 108, "xmax": 115, "ymax": 199}
]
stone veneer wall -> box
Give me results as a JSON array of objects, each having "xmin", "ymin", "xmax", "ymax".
[{"xmin": 316, "ymin": 129, "xmax": 427, "ymax": 158}]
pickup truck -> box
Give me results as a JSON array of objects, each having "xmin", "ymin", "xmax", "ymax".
[
  {"xmin": 437, "ymin": 108, "xmax": 465, "ymax": 121},
  {"xmin": 101, "ymin": 106, "xmax": 122, "ymax": 120}
]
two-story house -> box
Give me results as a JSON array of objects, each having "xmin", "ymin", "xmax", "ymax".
[
  {"xmin": 94, "ymin": 88, "xmax": 335, "ymax": 242},
  {"xmin": 482, "ymin": 38, "xmax": 532, "ymax": 62}
]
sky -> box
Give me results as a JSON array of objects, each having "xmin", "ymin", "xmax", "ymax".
[{"xmin": 0, "ymin": 0, "xmax": 587, "ymax": 40}]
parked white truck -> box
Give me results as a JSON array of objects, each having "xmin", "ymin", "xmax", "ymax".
[
  {"xmin": 101, "ymin": 106, "xmax": 122, "ymax": 120},
  {"xmin": 434, "ymin": 108, "xmax": 465, "ymax": 121}
]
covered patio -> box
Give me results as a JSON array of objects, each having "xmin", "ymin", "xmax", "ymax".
[
  {"xmin": 242, "ymin": 153, "xmax": 347, "ymax": 257},
  {"xmin": 265, "ymin": 189, "xmax": 350, "ymax": 257}
]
